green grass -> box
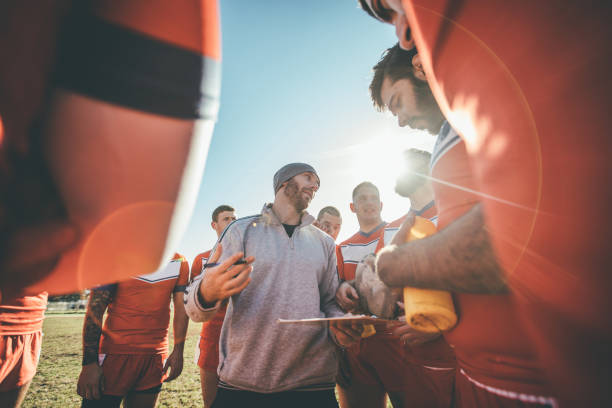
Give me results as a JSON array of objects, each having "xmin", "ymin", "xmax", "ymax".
[{"xmin": 23, "ymin": 313, "xmax": 203, "ymax": 407}]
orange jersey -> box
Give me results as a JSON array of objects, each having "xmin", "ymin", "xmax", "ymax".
[
  {"xmin": 191, "ymin": 250, "xmax": 227, "ymax": 337},
  {"xmin": 100, "ymin": 254, "xmax": 189, "ymax": 355},
  {"xmin": 375, "ymin": 202, "xmax": 437, "ymax": 253},
  {"xmin": 431, "ymin": 124, "xmax": 549, "ymax": 396},
  {"xmin": 337, "ymin": 222, "xmax": 386, "ymax": 281},
  {"xmin": 0, "ymin": 293, "xmax": 48, "ymax": 336}
]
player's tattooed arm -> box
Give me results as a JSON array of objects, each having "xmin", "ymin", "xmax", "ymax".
[
  {"xmin": 82, "ymin": 286, "xmax": 114, "ymax": 365},
  {"xmin": 377, "ymin": 204, "xmax": 507, "ymax": 294}
]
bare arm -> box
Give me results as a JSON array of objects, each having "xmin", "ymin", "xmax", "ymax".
[
  {"xmin": 77, "ymin": 287, "xmax": 113, "ymax": 399},
  {"xmin": 163, "ymin": 291, "xmax": 189, "ymax": 382},
  {"xmin": 82, "ymin": 288, "xmax": 113, "ymax": 365},
  {"xmin": 376, "ymin": 204, "xmax": 507, "ymax": 294}
]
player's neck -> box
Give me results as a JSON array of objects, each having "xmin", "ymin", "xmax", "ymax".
[
  {"xmin": 358, "ymin": 217, "xmax": 383, "ymax": 234},
  {"xmin": 409, "ymin": 185, "xmax": 434, "ymax": 211}
]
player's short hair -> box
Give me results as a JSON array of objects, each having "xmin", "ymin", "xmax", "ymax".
[
  {"xmin": 370, "ymin": 44, "xmax": 428, "ymax": 111},
  {"xmin": 352, "ymin": 181, "xmax": 380, "ymax": 201},
  {"xmin": 212, "ymin": 205, "xmax": 235, "ymax": 222},
  {"xmin": 317, "ymin": 206, "xmax": 341, "ymax": 221},
  {"xmin": 404, "ymin": 148, "xmax": 431, "ymax": 170}
]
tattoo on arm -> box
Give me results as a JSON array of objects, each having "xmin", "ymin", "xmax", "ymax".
[
  {"xmin": 82, "ymin": 289, "xmax": 113, "ymax": 365},
  {"xmin": 381, "ymin": 204, "xmax": 507, "ymax": 294},
  {"xmin": 425, "ymin": 204, "xmax": 507, "ymax": 293}
]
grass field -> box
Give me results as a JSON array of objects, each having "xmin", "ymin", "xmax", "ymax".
[{"xmin": 23, "ymin": 313, "xmax": 204, "ymax": 407}]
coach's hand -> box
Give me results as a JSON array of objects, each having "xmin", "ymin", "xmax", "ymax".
[
  {"xmin": 77, "ymin": 363, "xmax": 104, "ymax": 400},
  {"xmin": 335, "ymin": 282, "xmax": 359, "ymax": 312},
  {"xmin": 199, "ymin": 244, "xmax": 254, "ymax": 304},
  {"xmin": 163, "ymin": 344, "xmax": 184, "ymax": 382}
]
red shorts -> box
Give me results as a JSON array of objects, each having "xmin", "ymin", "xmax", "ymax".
[
  {"xmin": 99, "ymin": 353, "xmax": 167, "ymax": 396},
  {"xmin": 455, "ymin": 368, "xmax": 558, "ymax": 408},
  {"xmin": 0, "ymin": 332, "xmax": 42, "ymax": 391},
  {"xmin": 342, "ymin": 333, "xmax": 453, "ymax": 406},
  {"xmin": 195, "ymin": 327, "xmax": 221, "ymax": 371}
]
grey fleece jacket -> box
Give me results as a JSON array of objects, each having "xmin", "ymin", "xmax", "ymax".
[{"xmin": 184, "ymin": 204, "xmax": 344, "ymax": 393}]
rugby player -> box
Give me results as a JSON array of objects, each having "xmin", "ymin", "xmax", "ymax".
[
  {"xmin": 76, "ymin": 254, "xmax": 190, "ymax": 407},
  {"xmin": 0, "ymin": 293, "xmax": 47, "ymax": 408},
  {"xmin": 0, "ymin": 0, "xmax": 221, "ymax": 299},
  {"xmin": 374, "ymin": 148, "xmax": 456, "ymax": 408},
  {"xmin": 370, "ymin": 43, "xmax": 555, "ymax": 407},
  {"xmin": 315, "ymin": 206, "xmax": 343, "ymax": 241},
  {"xmin": 191, "ymin": 205, "xmax": 236, "ymax": 407}
]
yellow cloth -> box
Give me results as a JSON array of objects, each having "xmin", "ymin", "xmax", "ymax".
[{"xmin": 403, "ymin": 217, "xmax": 457, "ymax": 333}]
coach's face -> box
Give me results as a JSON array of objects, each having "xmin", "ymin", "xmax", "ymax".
[{"xmin": 284, "ymin": 172, "xmax": 319, "ymax": 212}]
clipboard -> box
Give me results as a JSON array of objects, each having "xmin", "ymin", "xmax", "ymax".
[{"xmin": 278, "ymin": 315, "xmax": 401, "ymax": 329}]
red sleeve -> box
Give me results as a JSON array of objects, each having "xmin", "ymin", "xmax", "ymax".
[
  {"xmin": 178, "ymin": 257, "xmax": 189, "ymax": 286},
  {"xmin": 335, "ymin": 245, "xmax": 345, "ymax": 281},
  {"xmin": 190, "ymin": 251, "xmax": 210, "ymax": 280}
]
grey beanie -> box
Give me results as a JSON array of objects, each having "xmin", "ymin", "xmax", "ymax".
[{"xmin": 273, "ymin": 163, "xmax": 320, "ymax": 193}]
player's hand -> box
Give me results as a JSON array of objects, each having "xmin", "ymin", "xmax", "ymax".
[
  {"xmin": 376, "ymin": 214, "xmax": 418, "ymax": 288},
  {"xmin": 329, "ymin": 321, "xmax": 363, "ymax": 348},
  {"xmin": 389, "ymin": 213, "xmax": 415, "ymax": 246},
  {"xmin": 391, "ymin": 302, "xmax": 440, "ymax": 345},
  {"xmin": 163, "ymin": 345, "xmax": 184, "ymax": 382},
  {"xmin": 199, "ymin": 244, "xmax": 254, "ymax": 304},
  {"xmin": 335, "ymin": 281, "xmax": 360, "ymax": 312},
  {"xmin": 77, "ymin": 362, "xmax": 104, "ymax": 400}
]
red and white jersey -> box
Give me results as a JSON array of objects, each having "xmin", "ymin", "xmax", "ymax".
[
  {"xmin": 191, "ymin": 250, "xmax": 226, "ymax": 335},
  {"xmin": 100, "ymin": 253, "xmax": 189, "ymax": 355},
  {"xmin": 432, "ymin": 123, "xmax": 550, "ymax": 397},
  {"xmin": 0, "ymin": 293, "xmax": 48, "ymax": 336},
  {"xmin": 376, "ymin": 201, "xmax": 437, "ymax": 253},
  {"xmin": 337, "ymin": 222, "xmax": 386, "ymax": 281}
]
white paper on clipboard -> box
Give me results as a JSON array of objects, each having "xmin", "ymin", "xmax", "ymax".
[{"xmin": 278, "ymin": 315, "xmax": 400, "ymax": 329}]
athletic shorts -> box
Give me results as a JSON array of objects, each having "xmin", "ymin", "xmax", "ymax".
[
  {"xmin": 195, "ymin": 330, "xmax": 221, "ymax": 371},
  {"xmin": 0, "ymin": 332, "xmax": 42, "ymax": 391},
  {"xmin": 341, "ymin": 332, "xmax": 450, "ymax": 406},
  {"xmin": 455, "ymin": 368, "xmax": 558, "ymax": 408},
  {"xmin": 99, "ymin": 353, "xmax": 167, "ymax": 396}
]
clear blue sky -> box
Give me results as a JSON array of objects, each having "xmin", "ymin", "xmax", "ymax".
[{"xmin": 178, "ymin": 0, "xmax": 435, "ymax": 262}]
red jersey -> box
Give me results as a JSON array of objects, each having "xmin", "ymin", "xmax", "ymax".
[
  {"xmin": 0, "ymin": 293, "xmax": 48, "ymax": 335},
  {"xmin": 431, "ymin": 124, "xmax": 549, "ymax": 396},
  {"xmin": 375, "ymin": 201, "xmax": 437, "ymax": 253},
  {"xmin": 100, "ymin": 253, "xmax": 189, "ymax": 355},
  {"xmin": 337, "ymin": 222, "xmax": 386, "ymax": 281},
  {"xmin": 376, "ymin": 203, "xmax": 455, "ymax": 369},
  {"xmin": 191, "ymin": 250, "xmax": 227, "ymax": 334}
]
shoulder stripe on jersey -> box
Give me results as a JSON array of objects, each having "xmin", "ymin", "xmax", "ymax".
[
  {"xmin": 136, "ymin": 261, "xmax": 181, "ymax": 283},
  {"xmin": 431, "ymin": 134, "xmax": 461, "ymax": 170}
]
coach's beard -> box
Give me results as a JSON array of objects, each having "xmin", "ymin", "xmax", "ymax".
[{"xmin": 284, "ymin": 179, "xmax": 310, "ymax": 213}]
